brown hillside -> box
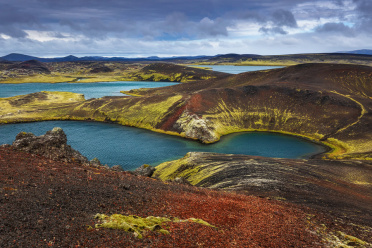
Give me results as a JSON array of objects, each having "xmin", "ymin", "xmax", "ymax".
[{"xmin": 7, "ymin": 60, "xmax": 51, "ymax": 74}]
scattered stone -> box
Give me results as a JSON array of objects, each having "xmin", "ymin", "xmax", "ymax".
[
  {"xmin": 89, "ymin": 158, "xmax": 110, "ymax": 169},
  {"xmin": 133, "ymin": 164, "xmax": 156, "ymax": 177},
  {"xmin": 119, "ymin": 184, "xmax": 131, "ymax": 190},
  {"xmin": 172, "ymin": 177, "xmax": 192, "ymax": 185},
  {"xmin": 111, "ymin": 165, "xmax": 124, "ymax": 172},
  {"xmin": 90, "ymin": 158, "xmax": 102, "ymax": 167}
]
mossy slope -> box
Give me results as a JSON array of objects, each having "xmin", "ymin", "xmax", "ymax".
[{"xmin": 120, "ymin": 63, "xmax": 229, "ymax": 83}]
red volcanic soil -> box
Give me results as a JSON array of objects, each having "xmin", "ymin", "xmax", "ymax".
[{"xmin": 0, "ymin": 147, "xmax": 338, "ymax": 247}]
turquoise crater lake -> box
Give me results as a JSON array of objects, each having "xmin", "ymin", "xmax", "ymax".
[{"xmin": 0, "ymin": 121, "xmax": 326, "ymax": 170}]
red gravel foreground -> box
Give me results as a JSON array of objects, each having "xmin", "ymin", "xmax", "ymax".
[{"xmin": 1, "ymin": 147, "xmax": 325, "ymax": 247}]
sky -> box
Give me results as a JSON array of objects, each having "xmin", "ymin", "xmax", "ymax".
[{"xmin": 0, "ymin": 0, "xmax": 371, "ymax": 57}]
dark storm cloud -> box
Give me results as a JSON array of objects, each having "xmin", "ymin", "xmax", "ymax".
[
  {"xmin": 0, "ymin": 3, "xmax": 38, "ymax": 38},
  {"xmin": 0, "ymin": 0, "xmax": 308, "ymax": 39},
  {"xmin": 353, "ymin": 0, "xmax": 372, "ymax": 32},
  {"xmin": 292, "ymin": 0, "xmax": 351, "ymax": 21},
  {"xmin": 316, "ymin": 22, "xmax": 355, "ymax": 36},
  {"xmin": 259, "ymin": 27, "xmax": 288, "ymax": 35},
  {"xmin": 254, "ymin": 9, "xmax": 298, "ymax": 35},
  {"xmin": 271, "ymin": 9, "xmax": 298, "ymax": 28},
  {"xmin": 34, "ymin": 0, "xmax": 309, "ymax": 20}
]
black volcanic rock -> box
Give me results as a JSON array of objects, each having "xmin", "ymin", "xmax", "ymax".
[
  {"xmin": 89, "ymin": 66, "xmax": 114, "ymax": 73},
  {"xmin": 9, "ymin": 127, "xmax": 89, "ymax": 164}
]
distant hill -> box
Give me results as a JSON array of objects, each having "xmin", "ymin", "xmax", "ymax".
[
  {"xmin": 0, "ymin": 53, "xmax": 213, "ymax": 63},
  {"xmin": 337, "ymin": 49, "xmax": 372, "ymax": 55},
  {"xmin": 2, "ymin": 53, "xmax": 40, "ymax": 62},
  {"xmin": 6, "ymin": 60, "xmax": 51, "ymax": 74}
]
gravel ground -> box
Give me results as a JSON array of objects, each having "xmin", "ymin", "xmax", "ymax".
[{"xmin": 0, "ymin": 147, "xmax": 370, "ymax": 247}]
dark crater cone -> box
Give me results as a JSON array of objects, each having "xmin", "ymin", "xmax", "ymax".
[{"xmin": 7, "ymin": 60, "xmax": 51, "ymax": 74}]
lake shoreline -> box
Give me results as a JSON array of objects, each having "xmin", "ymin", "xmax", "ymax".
[{"xmin": 0, "ymin": 119, "xmax": 328, "ymax": 169}]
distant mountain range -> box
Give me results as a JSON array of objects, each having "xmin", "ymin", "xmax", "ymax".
[
  {"xmin": 1, "ymin": 50, "xmax": 372, "ymax": 63},
  {"xmin": 337, "ymin": 49, "xmax": 372, "ymax": 55},
  {"xmin": 0, "ymin": 53, "xmax": 213, "ymax": 62}
]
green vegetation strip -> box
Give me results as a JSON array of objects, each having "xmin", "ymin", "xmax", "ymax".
[{"xmin": 93, "ymin": 214, "xmax": 215, "ymax": 239}]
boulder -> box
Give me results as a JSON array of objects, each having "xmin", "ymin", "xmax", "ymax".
[
  {"xmin": 172, "ymin": 177, "xmax": 192, "ymax": 185},
  {"xmin": 133, "ymin": 164, "xmax": 156, "ymax": 177},
  {"xmin": 174, "ymin": 111, "xmax": 219, "ymax": 143},
  {"xmin": 111, "ymin": 165, "xmax": 124, "ymax": 172},
  {"xmin": 90, "ymin": 157, "xmax": 102, "ymax": 167},
  {"xmin": 90, "ymin": 158, "xmax": 110, "ymax": 169},
  {"xmin": 10, "ymin": 127, "xmax": 89, "ymax": 164}
]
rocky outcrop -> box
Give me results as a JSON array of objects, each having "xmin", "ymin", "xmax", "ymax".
[
  {"xmin": 153, "ymin": 152, "xmax": 372, "ymax": 227},
  {"xmin": 174, "ymin": 111, "xmax": 219, "ymax": 143},
  {"xmin": 1, "ymin": 127, "xmax": 128, "ymax": 171},
  {"xmin": 5, "ymin": 127, "xmax": 89, "ymax": 164}
]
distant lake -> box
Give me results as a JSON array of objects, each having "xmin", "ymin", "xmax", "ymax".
[
  {"xmin": 0, "ymin": 81, "xmax": 178, "ymax": 99},
  {"xmin": 0, "ymin": 121, "xmax": 326, "ymax": 170},
  {"xmin": 192, "ymin": 65, "xmax": 284, "ymax": 74},
  {"xmin": 0, "ymin": 65, "xmax": 283, "ymax": 99}
]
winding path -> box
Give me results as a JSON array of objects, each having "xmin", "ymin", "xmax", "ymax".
[{"xmin": 331, "ymin": 90, "xmax": 367, "ymax": 135}]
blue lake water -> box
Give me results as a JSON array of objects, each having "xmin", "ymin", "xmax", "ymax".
[
  {"xmin": 0, "ymin": 121, "xmax": 326, "ymax": 170},
  {"xmin": 0, "ymin": 81, "xmax": 178, "ymax": 99},
  {"xmin": 192, "ymin": 65, "xmax": 284, "ymax": 74}
]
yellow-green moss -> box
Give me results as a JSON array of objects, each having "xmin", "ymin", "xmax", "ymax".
[
  {"xmin": 0, "ymin": 91, "xmax": 85, "ymax": 123},
  {"xmin": 322, "ymin": 138, "xmax": 350, "ymax": 159},
  {"xmin": 113, "ymin": 95, "xmax": 183, "ymax": 129},
  {"xmin": 94, "ymin": 214, "xmax": 215, "ymax": 239},
  {"xmin": 154, "ymin": 153, "xmax": 226, "ymax": 185}
]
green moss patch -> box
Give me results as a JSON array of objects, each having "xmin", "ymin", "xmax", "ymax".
[
  {"xmin": 94, "ymin": 214, "xmax": 215, "ymax": 239},
  {"xmin": 153, "ymin": 152, "xmax": 226, "ymax": 186}
]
